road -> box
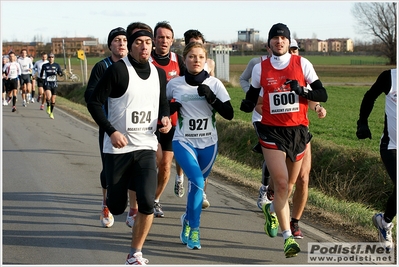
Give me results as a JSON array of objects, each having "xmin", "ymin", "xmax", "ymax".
[{"xmin": 2, "ymin": 101, "xmax": 361, "ymax": 265}]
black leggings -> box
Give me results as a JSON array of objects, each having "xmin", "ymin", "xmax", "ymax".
[
  {"xmin": 380, "ymin": 148, "xmax": 397, "ymax": 222},
  {"xmin": 104, "ymin": 150, "xmax": 157, "ymax": 215}
]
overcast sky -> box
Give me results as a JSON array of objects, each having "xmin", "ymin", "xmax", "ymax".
[{"xmin": 1, "ymin": 1, "xmax": 367, "ymax": 44}]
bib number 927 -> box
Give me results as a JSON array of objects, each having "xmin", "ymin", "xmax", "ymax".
[{"xmin": 189, "ymin": 118, "xmax": 208, "ymax": 131}]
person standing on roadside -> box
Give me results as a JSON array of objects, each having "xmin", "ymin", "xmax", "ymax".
[
  {"xmin": 356, "ymin": 69, "xmax": 397, "ymax": 253},
  {"xmin": 17, "ymin": 49, "xmax": 33, "ymax": 107},
  {"xmin": 149, "ymin": 21, "xmax": 186, "ymax": 217},
  {"xmin": 241, "ymin": 23, "xmax": 328, "ymax": 258},
  {"xmin": 33, "ymin": 52, "xmax": 49, "ymax": 110},
  {"xmin": 167, "ymin": 42, "xmax": 234, "ymax": 250},
  {"xmin": 84, "ymin": 27, "xmax": 128, "ymax": 228},
  {"xmin": 87, "ymin": 23, "xmax": 171, "ymax": 265},
  {"xmin": 3, "ymin": 51, "xmax": 21, "ymax": 112},
  {"xmin": 40, "ymin": 53, "xmax": 63, "ymax": 119}
]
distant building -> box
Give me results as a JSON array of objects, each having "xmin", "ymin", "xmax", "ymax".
[
  {"xmin": 238, "ymin": 28, "xmax": 259, "ymax": 44},
  {"xmin": 51, "ymin": 37, "xmax": 105, "ymax": 57},
  {"xmin": 231, "ymin": 42, "xmax": 253, "ymax": 52},
  {"xmin": 296, "ymin": 38, "xmax": 354, "ymax": 53},
  {"xmin": 2, "ymin": 42, "xmax": 47, "ymax": 57}
]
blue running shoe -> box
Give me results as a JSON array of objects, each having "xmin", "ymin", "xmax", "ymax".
[
  {"xmin": 180, "ymin": 213, "xmax": 190, "ymax": 245},
  {"xmin": 187, "ymin": 228, "xmax": 201, "ymax": 249}
]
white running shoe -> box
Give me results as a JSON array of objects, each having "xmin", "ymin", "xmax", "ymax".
[
  {"xmin": 3, "ymin": 100, "xmax": 7, "ymax": 106},
  {"xmin": 22, "ymin": 100, "xmax": 27, "ymax": 107},
  {"xmin": 202, "ymin": 193, "xmax": 210, "ymax": 209},
  {"xmin": 153, "ymin": 202, "xmax": 164, "ymax": 217},
  {"xmin": 174, "ymin": 178, "xmax": 185, "ymax": 198},
  {"xmin": 125, "ymin": 252, "xmax": 149, "ymax": 265},
  {"xmin": 30, "ymin": 98, "xmax": 35, "ymax": 103},
  {"xmin": 126, "ymin": 212, "xmax": 136, "ymax": 228},
  {"xmin": 100, "ymin": 205, "xmax": 114, "ymax": 228},
  {"xmin": 372, "ymin": 213, "xmax": 393, "ymax": 252},
  {"xmin": 257, "ymin": 185, "xmax": 272, "ymax": 210}
]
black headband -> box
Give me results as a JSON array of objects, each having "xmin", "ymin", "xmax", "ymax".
[{"xmin": 128, "ymin": 30, "xmax": 153, "ymax": 50}]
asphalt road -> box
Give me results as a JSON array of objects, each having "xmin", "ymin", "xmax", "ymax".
[{"xmin": 1, "ymin": 101, "xmax": 369, "ymax": 266}]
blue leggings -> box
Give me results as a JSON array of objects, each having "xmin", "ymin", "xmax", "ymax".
[{"xmin": 172, "ymin": 140, "xmax": 218, "ymax": 228}]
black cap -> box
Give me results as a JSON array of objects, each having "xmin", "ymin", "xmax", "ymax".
[
  {"xmin": 107, "ymin": 27, "xmax": 126, "ymax": 50},
  {"xmin": 268, "ymin": 23, "xmax": 290, "ymax": 47}
]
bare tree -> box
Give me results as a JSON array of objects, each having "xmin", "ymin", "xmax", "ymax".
[{"xmin": 352, "ymin": 2, "xmax": 397, "ymax": 65}]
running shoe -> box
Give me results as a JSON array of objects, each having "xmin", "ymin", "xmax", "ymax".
[
  {"xmin": 37, "ymin": 96, "xmax": 41, "ymax": 103},
  {"xmin": 7, "ymin": 97, "xmax": 11, "ymax": 104},
  {"xmin": 290, "ymin": 221, "xmax": 304, "ymax": 239},
  {"xmin": 126, "ymin": 212, "xmax": 136, "ymax": 228},
  {"xmin": 262, "ymin": 203, "xmax": 279, "ymax": 237},
  {"xmin": 49, "ymin": 112, "xmax": 54, "ymax": 119},
  {"xmin": 100, "ymin": 205, "xmax": 114, "ymax": 228},
  {"xmin": 153, "ymin": 202, "xmax": 164, "ymax": 218},
  {"xmin": 180, "ymin": 213, "xmax": 190, "ymax": 245},
  {"xmin": 12, "ymin": 106, "xmax": 16, "ymax": 112},
  {"xmin": 266, "ymin": 185, "xmax": 274, "ymax": 201},
  {"xmin": 46, "ymin": 105, "xmax": 51, "ymax": 114},
  {"xmin": 372, "ymin": 213, "xmax": 393, "ymax": 252},
  {"xmin": 174, "ymin": 178, "xmax": 185, "ymax": 198},
  {"xmin": 40, "ymin": 104, "xmax": 44, "ymax": 110},
  {"xmin": 187, "ymin": 228, "xmax": 201, "ymax": 249},
  {"xmin": 202, "ymin": 193, "xmax": 210, "ymax": 209},
  {"xmin": 284, "ymin": 235, "xmax": 300, "ymax": 258},
  {"xmin": 22, "ymin": 100, "xmax": 27, "ymax": 107},
  {"xmin": 257, "ymin": 185, "xmax": 271, "ymax": 210},
  {"xmin": 30, "ymin": 98, "xmax": 35, "ymax": 103},
  {"xmin": 3, "ymin": 99, "xmax": 8, "ymax": 106},
  {"xmin": 125, "ymin": 252, "xmax": 149, "ymax": 265}
]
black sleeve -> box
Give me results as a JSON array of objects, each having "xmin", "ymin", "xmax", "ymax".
[
  {"xmin": 245, "ymin": 85, "xmax": 261, "ymax": 103},
  {"xmin": 85, "ymin": 62, "xmax": 106, "ymax": 104},
  {"xmin": 87, "ymin": 62, "xmax": 129, "ymax": 137},
  {"xmin": 307, "ymin": 80, "xmax": 328, "ymax": 102},
  {"xmin": 211, "ymin": 99, "xmax": 234, "ymax": 120},
  {"xmin": 177, "ymin": 54, "xmax": 186, "ymax": 76},
  {"xmin": 156, "ymin": 67, "xmax": 170, "ymax": 120},
  {"xmin": 358, "ymin": 70, "xmax": 391, "ymax": 124},
  {"xmin": 57, "ymin": 64, "xmax": 63, "ymax": 76}
]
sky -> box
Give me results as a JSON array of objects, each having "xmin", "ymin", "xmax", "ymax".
[{"xmin": 1, "ymin": 1, "xmax": 368, "ymax": 44}]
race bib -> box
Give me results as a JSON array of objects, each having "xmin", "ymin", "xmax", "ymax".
[
  {"xmin": 125, "ymin": 108, "xmax": 154, "ymax": 133},
  {"xmin": 47, "ymin": 75, "xmax": 57, "ymax": 82},
  {"xmin": 268, "ymin": 91, "xmax": 300, "ymax": 114},
  {"xmin": 183, "ymin": 116, "xmax": 213, "ymax": 138}
]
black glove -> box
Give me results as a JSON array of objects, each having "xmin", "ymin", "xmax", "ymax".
[
  {"xmin": 169, "ymin": 101, "xmax": 182, "ymax": 115},
  {"xmin": 197, "ymin": 84, "xmax": 216, "ymax": 104},
  {"xmin": 356, "ymin": 120, "xmax": 372, "ymax": 139},
  {"xmin": 285, "ymin": 79, "xmax": 305, "ymax": 96},
  {"xmin": 240, "ymin": 99, "xmax": 255, "ymax": 113}
]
